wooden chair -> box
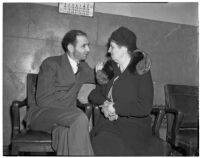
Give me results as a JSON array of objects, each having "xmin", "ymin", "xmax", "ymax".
[
  {"xmin": 10, "ymin": 73, "xmax": 93, "ymax": 155},
  {"xmin": 92, "ymin": 106, "xmax": 172, "ymax": 156},
  {"xmin": 164, "ymin": 84, "xmax": 199, "ymax": 156}
]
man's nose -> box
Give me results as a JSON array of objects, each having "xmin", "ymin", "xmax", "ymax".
[
  {"xmin": 108, "ymin": 47, "xmax": 111, "ymax": 53},
  {"xmin": 85, "ymin": 45, "xmax": 90, "ymax": 52}
]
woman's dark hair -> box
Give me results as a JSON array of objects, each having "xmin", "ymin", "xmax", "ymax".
[
  {"xmin": 108, "ymin": 27, "xmax": 137, "ymax": 52},
  {"xmin": 61, "ymin": 30, "xmax": 87, "ymax": 52}
]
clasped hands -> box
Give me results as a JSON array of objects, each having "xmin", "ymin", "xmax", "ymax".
[{"xmin": 99, "ymin": 100, "xmax": 118, "ymax": 121}]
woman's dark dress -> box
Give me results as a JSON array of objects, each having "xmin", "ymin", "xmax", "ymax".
[{"xmin": 89, "ymin": 61, "xmax": 164, "ymax": 156}]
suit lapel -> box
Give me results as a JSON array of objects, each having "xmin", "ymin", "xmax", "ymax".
[{"xmin": 61, "ymin": 53, "xmax": 76, "ymax": 82}]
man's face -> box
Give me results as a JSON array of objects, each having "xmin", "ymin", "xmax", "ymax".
[{"xmin": 73, "ymin": 35, "xmax": 90, "ymax": 61}]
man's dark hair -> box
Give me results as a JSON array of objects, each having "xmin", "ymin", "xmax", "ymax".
[
  {"xmin": 108, "ymin": 27, "xmax": 137, "ymax": 52},
  {"xmin": 61, "ymin": 30, "xmax": 87, "ymax": 52}
]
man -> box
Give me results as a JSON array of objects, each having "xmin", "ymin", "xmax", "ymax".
[{"xmin": 26, "ymin": 30, "xmax": 95, "ymax": 155}]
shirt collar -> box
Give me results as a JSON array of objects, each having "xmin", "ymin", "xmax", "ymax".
[{"xmin": 67, "ymin": 54, "xmax": 79, "ymax": 74}]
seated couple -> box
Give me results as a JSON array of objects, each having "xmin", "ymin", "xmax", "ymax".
[{"xmin": 25, "ymin": 27, "xmax": 163, "ymax": 156}]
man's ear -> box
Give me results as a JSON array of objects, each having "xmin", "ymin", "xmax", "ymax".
[{"xmin": 67, "ymin": 44, "xmax": 74, "ymax": 53}]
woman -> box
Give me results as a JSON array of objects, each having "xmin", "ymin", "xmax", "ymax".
[{"xmin": 89, "ymin": 27, "xmax": 163, "ymax": 156}]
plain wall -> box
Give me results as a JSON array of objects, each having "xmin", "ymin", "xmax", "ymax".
[
  {"xmin": 3, "ymin": 3, "xmax": 198, "ymax": 146},
  {"xmin": 42, "ymin": 2, "xmax": 199, "ymax": 26}
]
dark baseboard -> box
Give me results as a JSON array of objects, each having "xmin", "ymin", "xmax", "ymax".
[{"xmin": 3, "ymin": 145, "xmax": 56, "ymax": 156}]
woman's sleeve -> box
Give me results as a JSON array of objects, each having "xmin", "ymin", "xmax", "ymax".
[
  {"xmin": 88, "ymin": 84, "xmax": 107, "ymax": 106},
  {"xmin": 115, "ymin": 71, "xmax": 154, "ymax": 116},
  {"xmin": 136, "ymin": 71, "xmax": 154, "ymax": 114}
]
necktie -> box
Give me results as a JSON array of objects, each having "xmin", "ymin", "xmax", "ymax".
[{"xmin": 75, "ymin": 63, "xmax": 80, "ymax": 75}]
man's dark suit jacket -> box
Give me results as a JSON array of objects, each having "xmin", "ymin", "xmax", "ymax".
[{"xmin": 26, "ymin": 53, "xmax": 95, "ymax": 126}]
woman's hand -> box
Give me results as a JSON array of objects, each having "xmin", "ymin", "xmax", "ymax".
[
  {"xmin": 95, "ymin": 62, "xmax": 109, "ymax": 85},
  {"xmin": 95, "ymin": 62, "xmax": 104, "ymax": 72},
  {"xmin": 96, "ymin": 70, "xmax": 109, "ymax": 85},
  {"xmin": 108, "ymin": 113, "xmax": 118, "ymax": 121},
  {"xmin": 100, "ymin": 100, "xmax": 118, "ymax": 121}
]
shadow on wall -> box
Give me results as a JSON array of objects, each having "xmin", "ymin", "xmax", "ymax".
[{"xmin": 31, "ymin": 31, "xmax": 62, "ymax": 73}]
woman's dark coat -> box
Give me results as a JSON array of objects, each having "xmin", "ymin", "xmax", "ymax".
[{"xmin": 89, "ymin": 54, "xmax": 164, "ymax": 156}]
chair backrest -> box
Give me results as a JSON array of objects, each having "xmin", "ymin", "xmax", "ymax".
[
  {"xmin": 164, "ymin": 84, "xmax": 199, "ymax": 131},
  {"xmin": 27, "ymin": 73, "xmax": 38, "ymax": 108}
]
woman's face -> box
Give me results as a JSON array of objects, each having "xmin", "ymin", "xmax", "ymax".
[{"xmin": 108, "ymin": 41, "xmax": 126, "ymax": 63}]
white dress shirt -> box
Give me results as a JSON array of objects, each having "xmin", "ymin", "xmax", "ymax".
[{"xmin": 67, "ymin": 54, "xmax": 79, "ymax": 74}]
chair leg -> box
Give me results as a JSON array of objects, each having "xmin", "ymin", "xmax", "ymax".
[
  {"xmin": 195, "ymin": 149, "xmax": 199, "ymax": 156},
  {"xmin": 85, "ymin": 104, "xmax": 93, "ymax": 120},
  {"xmin": 186, "ymin": 142, "xmax": 196, "ymax": 156},
  {"xmin": 11, "ymin": 144, "xmax": 19, "ymax": 156}
]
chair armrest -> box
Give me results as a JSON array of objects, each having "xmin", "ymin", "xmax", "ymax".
[
  {"xmin": 164, "ymin": 108, "xmax": 183, "ymax": 145},
  {"xmin": 11, "ymin": 98, "xmax": 28, "ymax": 138},
  {"xmin": 151, "ymin": 107, "xmax": 165, "ymax": 137},
  {"xmin": 12, "ymin": 98, "xmax": 27, "ymax": 108},
  {"xmin": 77, "ymin": 100, "xmax": 93, "ymax": 119}
]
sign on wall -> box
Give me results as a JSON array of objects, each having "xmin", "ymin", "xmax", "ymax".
[{"xmin": 58, "ymin": 3, "xmax": 94, "ymax": 17}]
